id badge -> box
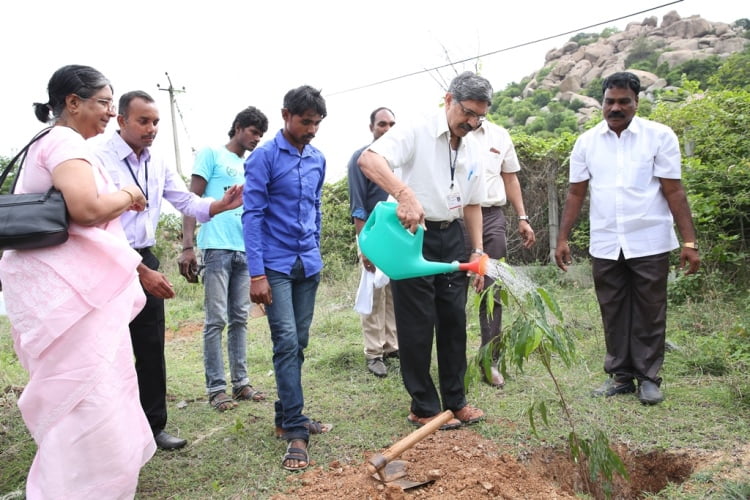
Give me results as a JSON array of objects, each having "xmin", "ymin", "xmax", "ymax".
[
  {"xmin": 145, "ymin": 210, "xmax": 155, "ymax": 240},
  {"xmin": 446, "ymin": 190, "xmax": 462, "ymax": 210}
]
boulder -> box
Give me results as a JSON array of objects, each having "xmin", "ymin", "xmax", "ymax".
[
  {"xmin": 657, "ymin": 49, "xmax": 712, "ymax": 68},
  {"xmin": 662, "ymin": 17, "xmax": 713, "ymax": 39}
]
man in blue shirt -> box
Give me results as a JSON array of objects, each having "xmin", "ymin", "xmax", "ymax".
[
  {"xmin": 242, "ymin": 85, "xmax": 330, "ymax": 471},
  {"xmin": 179, "ymin": 106, "xmax": 269, "ymax": 412}
]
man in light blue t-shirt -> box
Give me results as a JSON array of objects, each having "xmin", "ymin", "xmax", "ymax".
[{"xmin": 179, "ymin": 106, "xmax": 269, "ymax": 412}]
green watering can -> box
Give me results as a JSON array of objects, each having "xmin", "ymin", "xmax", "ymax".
[{"xmin": 358, "ymin": 201, "xmax": 487, "ymax": 280}]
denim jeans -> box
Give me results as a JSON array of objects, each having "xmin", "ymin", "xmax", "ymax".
[
  {"xmin": 202, "ymin": 249, "xmax": 251, "ymax": 395},
  {"xmin": 266, "ymin": 258, "xmax": 320, "ymax": 441}
]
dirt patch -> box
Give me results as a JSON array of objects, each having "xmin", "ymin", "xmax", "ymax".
[
  {"xmin": 272, "ymin": 428, "xmax": 717, "ymax": 499},
  {"xmin": 165, "ymin": 321, "xmax": 203, "ymax": 341}
]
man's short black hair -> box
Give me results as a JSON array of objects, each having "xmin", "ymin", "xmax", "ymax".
[
  {"xmin": 228, "ymin": 106, "xmax": 269, "ymax": 138},
  {"xmin": 602, "ymin": 72, "xmax": 641, "ymax": 96},
  {"xmin": 283, "ymin": 85, "xmax": 326, "ymax": 118}
]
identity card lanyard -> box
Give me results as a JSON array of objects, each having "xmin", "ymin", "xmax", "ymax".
[
  {"xmin": 124, "ymin": 158, "xmax": 155, "ymax": 240},
  {"xmin": 446, "ymin": 141, "xmax": 462, "ymax": 210}
]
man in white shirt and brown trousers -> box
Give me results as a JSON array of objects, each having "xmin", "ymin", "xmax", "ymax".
[
  {"xmin": 474, "ymin": 121, "xmax": 535, "ymax": 387},
  {"xmin": 555, "ymin": 72, "xmax": 700, "ymax": 405}
]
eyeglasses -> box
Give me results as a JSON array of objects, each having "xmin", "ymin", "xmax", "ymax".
[
  {"xmin": 458, "ymin": 101, "xmax": 486, "ymax": 124},
  {"xmin": 76, "ymin": 95, "xmax": 117, "ymax": 112}
]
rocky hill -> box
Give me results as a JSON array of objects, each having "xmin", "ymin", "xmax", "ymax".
[{"xmin": 521, "ymin": 10, "xmax": 748, "ymax": 124}]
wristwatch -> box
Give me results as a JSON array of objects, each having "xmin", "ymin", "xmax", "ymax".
[
  {"xmin": 519, "ymin": 215, "xmax": 530, "ymax": 223},
  {"xmin": 682, "ymin": 242, "xmax": 698, "ymax": 250},
  {"xmin": 471, "ymin": 248, "xmax": 485, "ymax": 256}
]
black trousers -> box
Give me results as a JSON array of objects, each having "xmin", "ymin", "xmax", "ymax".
[
  {"xmin": 390, "ymin": 220, "xmax": 469, "ymax": 417},
  {"xmin": 592, "ymin": 251, "xmax": 669, "ymax": 385},
  {"xmin": 130, "ymin": 248, "xmax": 167, "ymax": 433}
]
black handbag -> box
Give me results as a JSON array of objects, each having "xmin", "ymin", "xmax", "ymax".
[{"xmin": 0, "ymin": 128, "xmax": 69, "ymax": 250}]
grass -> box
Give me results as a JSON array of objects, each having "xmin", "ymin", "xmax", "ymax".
[{"xmin": 1, "ymin": 258, "xmax": 749, "ymax": 499}]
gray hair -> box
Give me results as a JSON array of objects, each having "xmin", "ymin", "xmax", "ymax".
[{"xmin": 448, "ymin": 71, "xmax": 493, "ymax": 104}]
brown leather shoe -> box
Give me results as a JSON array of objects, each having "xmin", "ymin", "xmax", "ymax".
[
  {"xmin": 453, "ymin": 404, "xmax": 485, "ymax": 425},
  {"xmin": 407, "ymin": 412, "xmax": 461, "ymax": 430},
  {"xmin": 484, "ymin": 367, "xmax": 505, "ymax": 388}
]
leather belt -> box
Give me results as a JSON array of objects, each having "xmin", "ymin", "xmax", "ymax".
[{"xmin": 424, "ymin": 220, "xmax": 455, "ymax": 230}]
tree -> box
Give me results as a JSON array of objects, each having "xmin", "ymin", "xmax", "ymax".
[
  {"xmin": 708, "ymin": 47, "xmax": 750, "ymax": 91},
  {"xmin": 649, "ymin": 87, "xmax": 750, "ymax": 283}
]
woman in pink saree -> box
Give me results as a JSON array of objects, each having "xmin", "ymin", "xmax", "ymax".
[{"xmin": 0, "ymin": 65, "xmax": 155, "ymax": 499}]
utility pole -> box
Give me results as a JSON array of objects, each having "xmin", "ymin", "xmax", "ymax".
[{"xmin": 157, "ymin": 72, "xmax": 186, "ymax": 177}]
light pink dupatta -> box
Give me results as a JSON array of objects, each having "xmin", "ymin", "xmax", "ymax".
[{"xmin": 0, "ymin": 135, "xmax": 156, "ymax": 498}]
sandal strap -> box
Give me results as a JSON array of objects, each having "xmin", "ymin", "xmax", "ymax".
[
  {"xmin": 209, "ymin": 391, "xmax": 236, "ymax": 410},
  {"xmin": 305, "ymin": 420, "xmax": 332, "ymax": 434},
  {"xmin": 284, "ymin": 447, "xmax": 308, "ymax": 460},
  {"xmin": 233, "ymin": 385, "xmax": 265, "ymax": 401}
]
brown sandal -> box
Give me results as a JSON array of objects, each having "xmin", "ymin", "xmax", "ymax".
[
  {"xmin": 274, "ymin": 420, "xmax": 333, "ymax": 439},
  {"xmin": 209, "ymin": 391, "xmax": 237, "ymax": 412},
  {"xmin": 233, "ymin": 385, "xmax": 266, "ymax": 402}
]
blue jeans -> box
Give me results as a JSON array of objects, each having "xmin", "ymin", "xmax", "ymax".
[
  {"xmin": 266, "ymin": 258, "xmax": 320, "ymax": 441},
  {"xmin": 202, "ymin": 249, "xmax": 251, "ymax": 395}
]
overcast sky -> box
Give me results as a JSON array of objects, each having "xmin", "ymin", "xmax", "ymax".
[{"xmin": 0, "ymin": 0, "xmax": 746, "ymax": 183}]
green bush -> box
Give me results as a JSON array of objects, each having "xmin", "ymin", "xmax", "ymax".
[
  {"xmin": 320, "ymin": 177, "xmax": 357, "ymax": 279},
  {"xmin": 624, "ymin": 37, "xmax": 660, "ymax": 69}
]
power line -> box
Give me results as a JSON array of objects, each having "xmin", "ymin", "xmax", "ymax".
[{"xmin": 326, "ymin": 0, "xmax": 684, "ymax": 97}]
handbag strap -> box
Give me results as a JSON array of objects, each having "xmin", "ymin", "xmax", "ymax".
[{"xmin": 0, "ymin": 127, "xmax": 54, "ymax": 193}]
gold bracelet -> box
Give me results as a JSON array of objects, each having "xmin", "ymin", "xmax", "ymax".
[
  {"xmin": 251, "ymin": 275, "xmax": 267, "ymax": 282},
  {"xmin": 121, "ymin": 189, "xmax": 135, "ymax": 204}
]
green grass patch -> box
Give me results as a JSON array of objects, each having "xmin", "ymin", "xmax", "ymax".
[{"xmin": 1, "ymin": 262, "xmax": 748, "ymax": 498}]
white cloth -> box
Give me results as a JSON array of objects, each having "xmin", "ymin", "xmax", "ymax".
[
  {"xmin": 475, "ymin": 121, "xmax": 521, "ymax": 207},
  {"xmin": 368, "ymin": 109, "xmax": 486, "ymax": 222},
  {"xmin": 354, "ymin": 267, "xmax": 390, "ymax": 315},
  {"xmin": 569, "ymin": 116, "xmax": 681, "ymax": 260}
]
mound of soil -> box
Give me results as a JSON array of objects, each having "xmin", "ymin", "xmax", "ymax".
[{"xmin": 273, "ymin": 428, "xmax": 706, "ymax": 499}]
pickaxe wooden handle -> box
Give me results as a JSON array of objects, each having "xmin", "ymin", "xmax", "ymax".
[{"xmin": 367, "ymin": 410, "xmax": 455, "ymax": 475}]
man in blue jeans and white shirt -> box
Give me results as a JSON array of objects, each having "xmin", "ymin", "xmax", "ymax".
[{"xmin": 179, "ymin": 106, "xmax": 269, "ymax": 412}]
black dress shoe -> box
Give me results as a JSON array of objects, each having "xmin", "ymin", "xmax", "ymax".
[
  {"xmin": 154, "ymin": 430, "xmax": 187, "ymax": 450},
  {"xmin": 591, "ymin": 377, "xmax": 636, "ymax": 397},
  {"xmin": 638, "ymin": 380, "xmax": 664, "ymax": 405}
]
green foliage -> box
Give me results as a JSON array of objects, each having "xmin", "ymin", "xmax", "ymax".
[
  {"xmin": 624, "ymin": 37, "xmax": 660, "ymax": 70},
  {"xmin": 600, "ymin": 27, "xmax": 619, "ymax": 38},
  {"xmin": 708, "ymin": 47, "xmax": 750, "ymax": 91},
  {"xmin": 581, "ymin": 77, "xmax": 604, "ymax": 99},
  {"xmin": 649, "ymin": 89, "xmax": 750, "ymax": 282},
  {"xmin": 0, "ymin": 156, "xmax": 12, "ymax": 195},
  {"xmin": 665, "ymin": 56, "xmax": 723, "ymax": 89},
  {"xmin": 472, "ymin": 261, "xmax": 625, "ymax": 498},
  {"xmin": 536, "ymin": 65, "xmax": 553, "ymax": 80},
  {"xmin": 569, "ymin": 430, "xmax": 630, "ymax": 499},
  {"xmin": 669, "ymin": 319, "xmax": 750, "ymax": 377},
  {"xmin": 570, "ymin": 32, "xmax": 599, "ymax": 46},
  {"xmin": 567, "ymin": 98, "xmax": 584, "ymax": 112},
  {"xmin": 153, "ymin": 213, "xmax": 183, "ymax": 262},
  {"xmin": 530, "ymin": 88, "xmax": 554, "ymax": 107},
  {"xmin": 320, "ymin": 177, "xmax": 357, "ymax": 280}
]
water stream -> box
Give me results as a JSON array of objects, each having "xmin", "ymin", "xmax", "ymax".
[{"xmin": 483, "ymin": 258, "xmax": 536, "ymax": 298}]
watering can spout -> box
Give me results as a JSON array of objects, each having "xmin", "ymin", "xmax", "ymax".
[{"xmin": 359, "ymin": 201, "xmax": 488, "ymax": 280}]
